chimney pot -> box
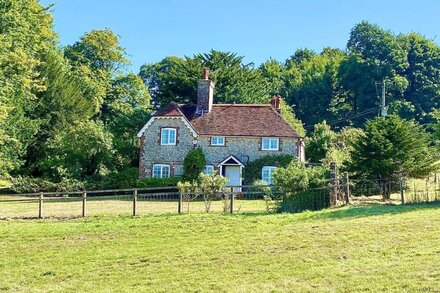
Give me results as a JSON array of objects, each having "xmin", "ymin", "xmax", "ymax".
[
  {"xmin": 270, "ymin": 95, "xmax": 282, "ymax": 113},
  {"xmin": 202, "ymin": 68, "xmax": 209, "ymax": 80}
]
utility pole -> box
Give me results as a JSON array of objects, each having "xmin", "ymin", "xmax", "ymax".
[{"xmin": 380, "ymin": 79, "xmax": 388, "ymax": 117}]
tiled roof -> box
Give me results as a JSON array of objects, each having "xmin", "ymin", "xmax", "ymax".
[
  {"xmin": 155, "ymin": 103, "xmax": 301, "ymax": 138},
  {"xmin": 153, "ymin": 102, "xmax": 184, "ymax": 117}
]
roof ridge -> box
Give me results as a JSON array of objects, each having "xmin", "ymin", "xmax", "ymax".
[{"xmin": 213, "ymin": 104, "xmax": 271, "ymax": 107}]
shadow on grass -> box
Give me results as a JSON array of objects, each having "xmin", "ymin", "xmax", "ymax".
[{"xmin": 307, "ymin": 202, "xmax": 440, "ymax": 221}]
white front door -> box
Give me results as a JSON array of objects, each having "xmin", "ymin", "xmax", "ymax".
[{"xmin": 224, "ymin": 166, "xmax": 241, "ymax": 187}]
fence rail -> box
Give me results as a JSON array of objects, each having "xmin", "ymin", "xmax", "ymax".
[
  {"xmin": 0, "ymin": 177, "xmax": 356, "ymax": 219},
  {"xmin": 0, "ymin": 185, "xmax": 286, "ymax": 219}
]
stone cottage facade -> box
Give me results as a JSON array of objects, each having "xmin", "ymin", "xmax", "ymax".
[{"xmin": 137, "ymin": 69, "xmax": 305, "ymax": 186}]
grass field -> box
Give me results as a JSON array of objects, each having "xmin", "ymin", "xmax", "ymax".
[
  {"xmin": 0, "ymin": 196, "xmax": 272, "ymax": 218},
  {"xmin": 1, "ymin": 203, "xmax": 440, "ymax": 292}
]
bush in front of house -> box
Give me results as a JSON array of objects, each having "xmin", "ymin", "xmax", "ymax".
[
  {"xmin": 178, "ymin": 172, "xmax": 228, "ymax": 213},
  {"xmin": 243, "ymin": 155, "xmax": 294, "ymax": 185},
  {"xmin": 136, "ymin": 177, "xmax": 181, "ymax": 188},
  {"xmin": 272, "ymin": 161, "xmax": 330, "ymax": 213},
  {"xmin": 253, "ymin": 179, "xmax": 277, "ymax": 212},
  {"xmin": 183, "ymin": 148, "xmax": 206, "ymax": 181}
]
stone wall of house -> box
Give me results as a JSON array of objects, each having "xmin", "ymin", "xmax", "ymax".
[
  {"xmin": 197, "ymin": 136, "xmax": 298, "ymax": 168},
  {"xmin": 139, "ymin": 118, "xmax": 299, "ymax": 178},
  {"xmin": 139, "ymin": 117, "xmax": 195, "ymax": 178}
]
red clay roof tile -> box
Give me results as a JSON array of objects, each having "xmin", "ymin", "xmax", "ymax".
[{"xmin": 155, "ymin": 103, "xmax": 301, "ymax": 138}]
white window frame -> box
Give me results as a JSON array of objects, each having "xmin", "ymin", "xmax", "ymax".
[
  {"xmin": 211, "ymin": 136, "xmax": 225, "ymax": 146},
  {"xmin": 262, "ymin": 166, "xmax": 276, "ymax": 185},
  {"xmin": 161, "ymin": 128, "xmax": 177, "ymax": 145},
  {"xmin": 262, "ymin": 137, "xmax": 279, "ymax": 151},
  {"xmin": 152, "ymin": 164, "xmax": 170, "ymax": 178},
  {"xmin": 203, "ymin": 165, "xmax": 214, "ymax": 175}
]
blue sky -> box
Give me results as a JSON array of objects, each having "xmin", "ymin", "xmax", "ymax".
[{"xmin": 41, "ymin": 0, "xmax": 440, "ymax": 72}]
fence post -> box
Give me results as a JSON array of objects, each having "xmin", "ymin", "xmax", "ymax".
[
  {"xmin": 82, "ymin": 191, "xmax": 87, "ymax": 217},
  {"xmin": 344, "ymin": 172, "xmax": 350, "ymax": 204},
  {"xmin": 133, "ymin": 189, "xmax": 138, "ymax": 216},
  {"xmin": 178, "ymin": 191, "xmax": 182, "ymax": 214},
  {"xmin": 230, "ymin": 187, "xmax": 234, "ymax": 214},
  {"xmin": 330, "ymin": 162, "xmax": 338, "ymax": 205},
  {"xmin": 38, "ymin": 192, "xmax": 43, "ymax": 219},
  {"xmin": 400, "ymin": 176, "xmax": 405, "ymax": 205}
]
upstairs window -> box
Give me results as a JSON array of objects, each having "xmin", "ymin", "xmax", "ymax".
[
  {"xmin": 211, "ymin": 136, "xmax": 225, "ymax": 146},
  {"xmin": 262, "ymin": 166, "xmax": 276, "ymax": 184},
  {"xmin": 161, "ymin": 128, "xmax": 176, "ymax": 145},
  {"xmin": 152, "ymin": 164, "xmax": 170, "ymax": 178},
  {"xmin": 262, "ymin": 138, "xmax": 279, "ymax": 151},
  {"xmin": 203, "ymin": 165, "xmax": 214, "ymax": 175}
]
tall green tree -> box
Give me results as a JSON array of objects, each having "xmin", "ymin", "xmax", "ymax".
[
  {"xmin": 305, "ymin": 121, "xmax": 336, "ymax": 163},
  {"xmin": 140, "ymin": 50, "xmax": 270, "ymax": 106},
  {"xmin": 396, "ymin": 33, "xmax": 440, "ymax": 121},
  {"xmin": 0, "ymin": 0, "xmax": 57, "ymax": 176},
  {"xmin": 347, "ymin": 116, "xmax": 438, "ymax": 199},
  {"xmin": 337, "ymin": 22, "xmax": 408, "ymax": 125}
]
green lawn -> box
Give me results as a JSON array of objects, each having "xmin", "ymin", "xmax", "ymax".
[{"xmin": 1, "ymin": 203, "xmax": 440, "ymax": 292}]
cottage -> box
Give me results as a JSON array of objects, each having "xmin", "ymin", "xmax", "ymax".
[{"xmin": 137, "ymin": 69, "xmax": 305, "ymax": 187}]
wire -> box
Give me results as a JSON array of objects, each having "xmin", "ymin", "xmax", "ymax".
[{"xmin": 304, "ymin": 106, "xmax": 380, "ymax": 130}]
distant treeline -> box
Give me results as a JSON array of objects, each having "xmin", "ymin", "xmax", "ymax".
[{"xmin": 1, "ymin": 0, "xmax": 439, "ymax": 189}]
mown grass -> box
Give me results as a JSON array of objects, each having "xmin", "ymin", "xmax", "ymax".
[
  {"xmin": 0, "ymin": 197, "xmax": 271, "ymax": 218},
  {"xmin": 1, "ymin": 203, "xmax": 440, "ymax": 292}
]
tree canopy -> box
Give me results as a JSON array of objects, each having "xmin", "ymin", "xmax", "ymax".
[{"xmin": 2, "ymin": 2, "xmax": 440, "ymax": 192}]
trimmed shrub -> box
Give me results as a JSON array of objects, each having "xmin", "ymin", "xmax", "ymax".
[
  {"xmin": 273, "ymin": 161, "xmax": 330, "ymax": 213},
  {"xmin": 136, "ymin": 177, "xmax": 181, "ymax": 188},
  {"xmin": 183, "ymin": 148, "xmax": 206, "ymax": 181},
  {"xmin": 95, "ymin": 167, "xmax": 139, "ymax": 189},
  {"xmin": 282, "ymin": 190, "xmax": 330, "ymax": 213},
  {"xmin": 11, "ymin": 176, "xmax": 86, "ymax": 193},
  {"xmin": 243, "ymin": 155, "xmax": 294, "ymax": 185}
]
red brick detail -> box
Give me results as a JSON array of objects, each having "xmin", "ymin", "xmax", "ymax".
[
  {"xmin": 157, "ymin": 127, "xmax": 162, "ymax": 145},
  {"xmin": 176, "ymin": 127, "xmax": 180, "ymax": 145},
  {"xmin": 170, "ymin": 163, "xmax": 174, "ymax": 177}
]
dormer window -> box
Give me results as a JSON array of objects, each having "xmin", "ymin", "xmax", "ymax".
[
  {"xmin": 161, "ymin": 128, "xmax": 176, "ymax": 145},
  {"xmin": 211, "ymin": 136, "xmax": 225, "ymax": 146},
  {"xmin": 262, "ymin": 138, "xmax": 279, "ymax": 151}
]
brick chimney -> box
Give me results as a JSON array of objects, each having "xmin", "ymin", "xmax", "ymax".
[
  {"xmin": 196, "ymin": 68, "xmax": 215, "ymax": 115},
  {"xmin": 270, "ymin": 95, "xmax": 282, "ymax": 113}
]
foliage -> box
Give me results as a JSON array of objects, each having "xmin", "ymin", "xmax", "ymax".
[
  {"xmin": 136, "ymin": 177, "xmax": 181, "ymax": 188},
  {"xmin": 177, "ymin": 180, "xmax": 200, "ymax": 212},
  {"xmin": 272, "ymin": 161, "xmax": 310, "ymax": 194},
  {"xmin": 306, "ymin": 121, "xmax": 336, "ymax": 163},
  {"xmin": 139, "ymin": 50, "xmax": 270, "ymax": 106},
  {"xmin": 272, "ymin": 161, "xmax": 330, "ymax": 213},
  {"xmin": 282, "ymin": 189, "xmax": 330, "ymax": 213},
  {"xmin": 273, "ymin": 161, "xmax": 329, "ymax": 195},
  {"xmin": 40, "ymin": 121, "xmax": 114, "ymax": 180},
  {"xmin": 323, "ymin": 127, "xmax": 365, "ymax": 169},
  {"xmin": 198, "ymin": 172, "xmax": 228, "ymax": 212},
  {"xmin": 11, "ymin": 176, "xmax": 85, "ymax": 193},
  {"xmin": 279, "ymin": 99, "xmax": 305, "ymax": 137},
  {"xmin": 183, "ymin": 148, "xmax": 206, "ymax": 181},
  {"xmin": 253, "ymin": 180, "xmax": 276, "ymax": 212},
  {"xmin": 91, "ymin": 167, "xmax": 139, "ymax": 189},
  {"xmin": 347, "ymin": 116, "xmax": 439, "ymax": 199},
  {"xmin": 243, "ymin": 155, "xmax": 294, "ymax": 185}
]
